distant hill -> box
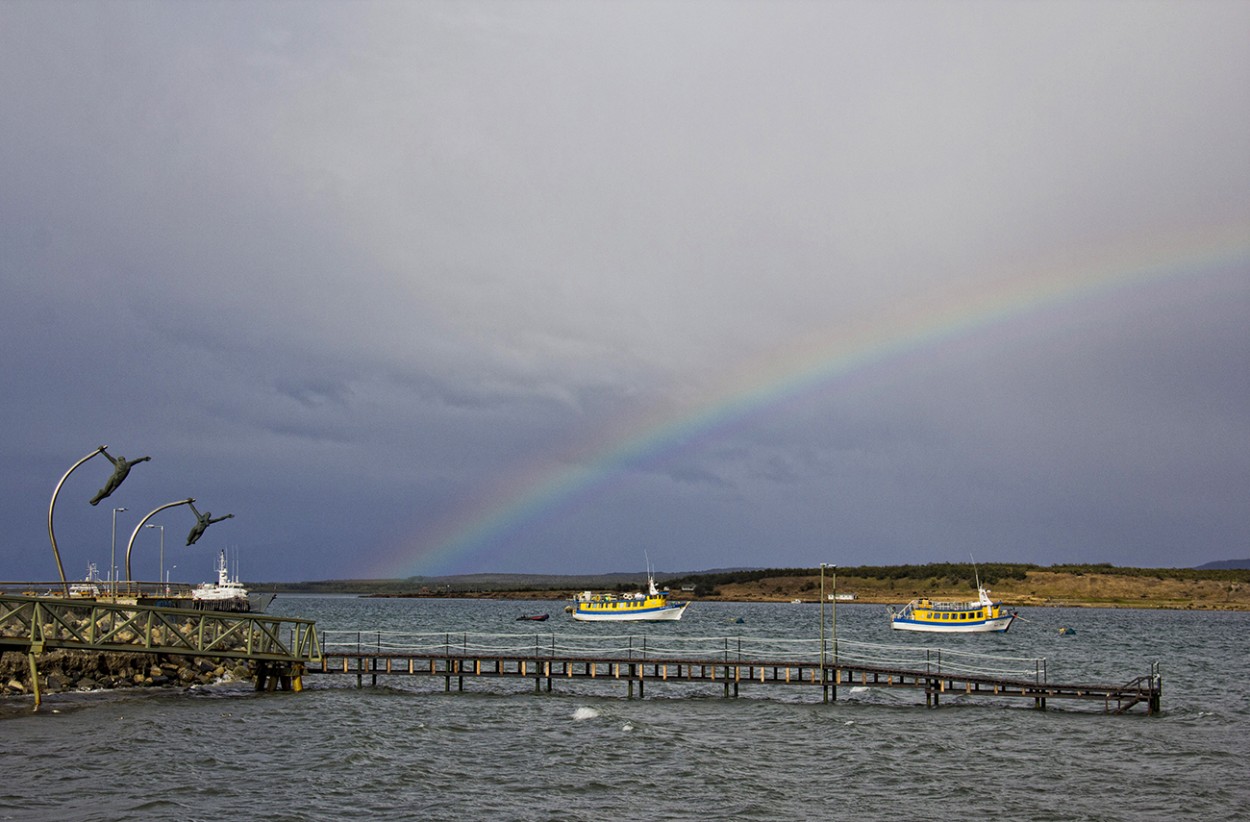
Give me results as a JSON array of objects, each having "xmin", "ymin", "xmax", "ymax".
[
  {"xmin": 1195, "ymin": 559, "xmax": 1250, "ymax": 570},
  {"xmin": 259, "ymin": 570, "xmax": 691, "ymax": 594},
  {"xmin": 254, "ymin": 562, "xmax": 1250, "ymax": 595}
]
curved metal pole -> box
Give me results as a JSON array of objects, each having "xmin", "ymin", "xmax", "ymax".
[
  {"xmin": 47, "ymin": 446, "xmax": 107, "ymax": 593},
  {"xmin": 125, "ymin": 498, "xmax": 195, "ymax": 582}
]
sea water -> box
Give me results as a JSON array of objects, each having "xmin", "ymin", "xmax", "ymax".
[{"xmin": 2, "ymin": 597, "xmax": 1247, "ymax": 821}]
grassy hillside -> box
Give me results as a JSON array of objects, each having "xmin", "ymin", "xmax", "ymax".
[
  {"xmin": 687, "ymin": 565, "xmax": 1250, "ymax": 610},
  {"xmin": 257, "ymin": 563, "xmax": 1250, "ymax": 610}
]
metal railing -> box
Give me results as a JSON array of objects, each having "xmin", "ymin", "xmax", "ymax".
[
  {"xmin": 0, "ymin": 593, "xmax": 320, "ymax": 664},
  {"xmin": 320, "ymin": 630, "xmax": 1045, "ymax": 682},
  {"xmin": 0, "ymin": 579, "xmax": 196, "ymax": 599}
]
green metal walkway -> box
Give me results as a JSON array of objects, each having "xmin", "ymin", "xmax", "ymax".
[{"xmin": 0, "ymin": 593, "xmax": 321, "ymax": 709}]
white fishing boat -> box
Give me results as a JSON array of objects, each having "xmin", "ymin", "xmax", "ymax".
[
  {"xmin": 192, "ymin": 550, "xmax": 273, "ymax": 613},
  {"xmin": 69, "ymin": 563, "xmax": 105, "ymax": 598},
  {"xmin": 566, "ymin": 572, "xmax": 688, "ymax": 622}
]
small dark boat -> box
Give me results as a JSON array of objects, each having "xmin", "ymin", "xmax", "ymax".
[{"xmin": 516, "ymin": 613, "xmax": 549, "ymax": 622}]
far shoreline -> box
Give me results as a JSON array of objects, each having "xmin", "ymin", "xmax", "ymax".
[
  {"xmin": 263, "ymin": 565, "xmax": 1250, "ymax": 612},
  {"xmin": 360, "ymin": 590, "xmax": 1250, "ymax": 612}
]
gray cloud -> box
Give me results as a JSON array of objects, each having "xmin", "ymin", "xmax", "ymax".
[{"xmin": 2, "ymin": 1, "xmax": 1247, "ymax": 582}]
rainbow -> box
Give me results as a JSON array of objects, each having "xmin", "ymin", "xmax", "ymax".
[{"xmin": 372, "ymin": 222, "xmax": 1249, "ymax": 577}]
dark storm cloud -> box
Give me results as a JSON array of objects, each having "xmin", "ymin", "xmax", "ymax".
[{"xmin": 1, "ymin": 1, "xmax": 1247, "ymax": 582}]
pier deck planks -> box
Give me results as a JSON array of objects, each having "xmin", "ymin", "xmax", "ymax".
[{"xmin": 310, "ymin": 651, "xmax": 1162, "ymax": 714}]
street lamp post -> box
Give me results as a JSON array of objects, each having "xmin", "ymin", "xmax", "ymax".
[
  {"xmin": 820, "ymin": 563, "xmax": 838, "ymax": 704},
  {"xmin": 831, "ymin": 564, "xmax": 838, "ymax": 665},
  {"xmin": 146, "ymin": 524, "xmax": 164, "ymax": 592},
  {"xmin": 820, "ymin": 563, "xmax": 828, "ymax": 703},
  {"xmin": 110, "ymin": 507, "xmax": 126, "ymax": 599}
]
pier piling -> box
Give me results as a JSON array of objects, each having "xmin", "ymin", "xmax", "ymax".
[{"xmin": 308, "ymin": 630, "xmax": 1161, "ymax": 715}]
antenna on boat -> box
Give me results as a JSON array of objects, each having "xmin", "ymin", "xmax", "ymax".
[
  {"xmin": 644, "ymin": 550, "xmax": 659, "ymax": 596},
  {"xmin": 970, "ymin": 553, "xmax": 985, "ymax": 592}
]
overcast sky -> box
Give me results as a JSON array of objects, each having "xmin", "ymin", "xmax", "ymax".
[{"xmin": 2, "ymin": 1, "xmax": 1247, "ymax": 584}]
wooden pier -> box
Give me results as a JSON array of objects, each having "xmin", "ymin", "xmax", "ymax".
[
  {"xmin": 2, "ymin": 600, "xmax": 1161, "ymax": 715},
  {"xmin": 312, "ymin": 632, "xmax": 1162, "ymax": 715}
]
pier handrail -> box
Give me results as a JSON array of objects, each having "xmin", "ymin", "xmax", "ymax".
[
  {"xmin": 0, "ymin": 593, "xmax": 320, "ymax": 664},
  {"xmin": 318, "ymin": 629, "xmax": 1045, "ymax": 681},
  {"xmin": 0, "ymin": 580, "xmax": 197, "ymax": 599}
]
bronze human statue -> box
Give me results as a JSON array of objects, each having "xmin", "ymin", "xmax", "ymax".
[
  {"xmin": 88, "ymin": 450, "xmax": 151, "ymax": 505},
  {"xmin": 186, "ymin": 502, "xmax": 234, "ymax": 545}
]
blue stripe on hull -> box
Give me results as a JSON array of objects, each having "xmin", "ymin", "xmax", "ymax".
[
  {"xmin": 891, "ymin": 616, "xmax": 1013, "ymax": 633},
  {"xmin": 571, "ymin": 603, "xmax": 687, "ymax": 621}
]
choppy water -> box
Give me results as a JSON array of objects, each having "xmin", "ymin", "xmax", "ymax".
[{"xmin": 3, "ymin": 597, "xmax": 1248, "ymax": 821}]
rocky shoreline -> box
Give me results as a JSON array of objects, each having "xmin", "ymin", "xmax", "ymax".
[{"xmin": 1, "ymin": 649, "xmax": 251, "ymax": 699}]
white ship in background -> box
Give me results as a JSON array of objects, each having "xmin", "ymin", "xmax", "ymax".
[{"xmin": 192, "ymin": 549, "xmax": 275, "ymax": 613}]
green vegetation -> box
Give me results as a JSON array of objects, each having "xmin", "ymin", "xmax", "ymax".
[
  {"xmin": 667, "ymin": 562, "xmax": 1250, "ymax": 592},
  {"xmin": 254, "ymin": 563, "xmax": 1250, "ymax": 596}
]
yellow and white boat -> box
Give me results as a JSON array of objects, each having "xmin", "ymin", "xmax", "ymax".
[
  {"xmin": 889, "ymin": 584, "xmax": 1014, "ymax": 633},
  {"xmin": 566, "ymin": 573, "xmax": 688, "ymax": 622}
]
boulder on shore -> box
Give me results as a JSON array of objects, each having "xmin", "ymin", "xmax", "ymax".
[{"xmin": 0, "ymin": 649, "xmax": 246, "ymax": 698}]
